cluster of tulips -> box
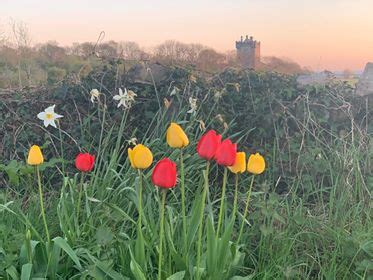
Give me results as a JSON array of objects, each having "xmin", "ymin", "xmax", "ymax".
[{"xmin": 26, "ymin": 122, "xmax": 265, "ymax": 279}]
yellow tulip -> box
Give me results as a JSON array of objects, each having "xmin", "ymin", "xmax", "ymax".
[
  {"xmin": 27, "ymin": 145, "xmax": 44, "ymax": 165},
  {"xmin": 166, "ymin": 122, "xmax": 189, "ymax": 148},
  {"xmin": 228, "ymin": 152, "xmax": 246, "ymax": 174},
  {"xmin": 128, "ymin": 144, "xmax": 153, "ymax": 169},
  {"xmin": 247, "ymin": 153, "xmax": 265, "ymax": 175}
]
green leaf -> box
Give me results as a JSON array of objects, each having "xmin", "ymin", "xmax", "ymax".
[
  {"xmin": 130, "ymin": 259, "xmax": 147, "ymax": 280},
  {"xmin": 6, "ymin": 265, "xmax": 19, "ymax": 280},
  {"xmin": 166, "ymin": 271, "xmax": 186, "ymax": 280},
  {"xmin": 52, "ymin": 236, "xmax": 82, "ymax": 269},
  {"xmin": 186, "ymin": 186, "xmax": 204, "ymax": 252},
  {"xmin": 206, "ymin": 217, "xmax": 217, "ymax": 275},
  {"xmin": 95, "ymin": 259, "xmax": 127, "ymax": 280},
  {"xmin": 20, "ymin": 264, "xmax": 32, "ymax": 280},
  {"xmin": 230, "ymin": 276, "xmax": 254, "ymax": 280},
  {"xmin": 361, "ymin": 241, "xmax": 373, "ymax": 257},
  {"xmin": 104, "ymin": 202, "xmax": 136, "ymax": 225},
  {"xmin": 20, "ymin": 240, "xmax": 40, "ymax": 266}
]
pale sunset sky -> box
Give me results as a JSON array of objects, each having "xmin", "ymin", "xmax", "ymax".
[{"xmin": 1, "ymin": 0, "xmax": 373, "ymax": 71}]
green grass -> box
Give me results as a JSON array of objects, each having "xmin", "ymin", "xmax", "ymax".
[{"xmin": 0, "ymin": 87, "xmax": 372, "ymax": 279}]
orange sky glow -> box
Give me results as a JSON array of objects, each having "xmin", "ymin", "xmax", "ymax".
[{"xmin": 1, "ymin": 0, "xmax": 373, "ymax": 71}]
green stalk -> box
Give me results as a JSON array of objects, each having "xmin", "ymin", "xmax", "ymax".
[
  {"xmin": 226, "ymin": 174, "xmax": 240, "ymax": 277},
  {"xmin": 25, "ymin": 229, "xmax": 32, "ymax": 263},
  {"xmin": 57, "ymin": 120, "xmax": 65, "ymax": 174},
  {"xmin": 36, "ymin": 166, "xmax": 50, "ymax": 244},
  {"xmin": 135, "ymin": 169, "xmax": 146, "ymax": 269},
  {"xmin": 137, "ymin": 169, "xmax": 143, "ymax": 234},
  {"xmin": 237, "ymin": 175, "xmax": 255, "ymax": 244},
  {"xmin": 232, "ymin": 174, "xmax": 239, "ymax": 222},
  {"xmin": 196, "ymin": 161, "xmax": 210, "ymax": 280},
  {"xmin": 180, "ymin": 149, "xmax": 187, "ymax": 256},
  {"xmin": 158, "ymin": 190, "xmax": 167, "ymax": 280},
  {"xmin": 76, "ymin": 173, "xmax": 85, "ymax": 231},
  {"xmin": 216, "ymin": 168, "xmax": 228, "ymax": 238}
]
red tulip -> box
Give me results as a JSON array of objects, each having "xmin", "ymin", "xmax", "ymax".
[
  {"xmin": 214, "ymin": 139, "xmax": 237, "ymax": 166},
  {"xmin": 152, "ymin": 158, "xmax": 177, "ymax": 189},
  {"xmin": 196, "ymin": 130, "xmax": 222, "ymax": 160},
  {"xmin": 75, "ymin": 153, "xmax": 95, "ymax": 172}
]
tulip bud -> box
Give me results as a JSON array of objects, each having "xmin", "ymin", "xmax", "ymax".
[
  {"xmin": 247, "ymin": 153, "xmax": 266, "ymax": 175},
  {"xmin": 75, "ymin": 153, "xmax": 95, "ymax": 172},
  {"xmin": 214, "ymin": 139, "xmax": 237, "ymax": 166},
  {"xmin": 128, "ymin": 144, "xmax": 153, "ymax": 169},
  {"xmin": 152, "ymin": 158, "xmax": 177, "ymax": 189},
  {"xmin": 228, "ymin": 152, "xmax": 246, "ymax": 174},
  {"xmin": 166, "ymin": 122, "xmax": 189, "ymax": 148},
  {"xmin": 196, "ymin": 130, "xmax": 222, "ymax": 160},
  {"xmin": 27, "ymin": 145, "xmax": 44, "ymax": 166}
]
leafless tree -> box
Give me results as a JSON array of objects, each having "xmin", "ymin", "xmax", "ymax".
[
  {"xmin": 119, "ymin": 41, "xmax": 147, "ymax": 60},
  {"xmin": 196, "ymin": 48, "xmax": 226, "ymax": 72},
  {"xmin": 69, "ymin": 42, "xmax": 95, "ymax": 57},
  {"xmin": 37, "ymin": 41, "xmax": 67, "ymax": 62},
  {"xmin": 154, "ymin": 40, "xmax": 205, "ymax": 65},
  {"xmin": 10, "ymin": 19, "xmax": 33, "ymax": 88}
]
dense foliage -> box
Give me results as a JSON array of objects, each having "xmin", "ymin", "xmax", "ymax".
[{"xmin": 0, "ymin": 64, "xmax": 372, "ymax": 279}]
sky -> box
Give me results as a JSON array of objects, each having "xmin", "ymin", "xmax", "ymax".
[{"xmin": 1, "ymin": 0, "xmax": 373, "ymax": 71}]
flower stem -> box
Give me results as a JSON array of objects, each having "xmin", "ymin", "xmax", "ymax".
[
  {"xmin": 76, "ymin": 173, "xmax": 85, "ymax": 231},
  {"xmin": 196, "ymin": 161, "xmax": 210, "ymax": 280},
  {"xmin": 36, "ymin": 166, "xmax": 50, "ymax": 244},
  {"xmin": 135, "ymin": 169, "xmax": 146, "ymax": 268},
  {"xmin": 237, "ymin": 175, "xmax": 255, "ymax": 244},
  {"xmin": 158, "ymin": 189, "xmax": 167, "ymax": 280},
  {"xmin": 216, "ymin": 168, "xmax": 228, "ymax": 238},
  {"xmin": 137, "ymin": 169, "xmax": 143, "ymax": 234},
  {"xmin": 57, "ymin": 120, "xmax": 65, "ymax": 174},
  {"xmin": 180, "ymin": 149, "xmax": 187, "ymax": 256},
  {"xmin": 232, "ymin": 174, "xmax": 239, "ymax": 222}
]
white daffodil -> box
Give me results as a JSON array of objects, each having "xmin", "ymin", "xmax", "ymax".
[
  {"xmin": 37, "ymin": 105, "xmax": 63, "ymax": 128},
  {"xmin": 113, "ymin": 88, "xmax": 137, "ymax": 109},
  {"xmin": 170, "ymin": 86, "xmax": 180, "ymax": 96},
  {"xmin": 187, "ymin": 97, "xmax": 198, "ymax": 114},
  {"xmin": 214, "ymin": 89, "xmax": 225, "ymax": 101},
  {"xmin": 90, "ymin": 89, "xmax": 101, "ymax": 103},
  {"xmin": 127, "ymin": 137, "xmax": 138, "ymax": 146}
]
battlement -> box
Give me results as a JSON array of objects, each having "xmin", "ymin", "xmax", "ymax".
[
  {"xmin": 236, "ymin": 35, "xmax": 261, "ymax": 69},
  {"xmin": 236, "ymin": 35, "xmax": 260, "ymax": 49}
]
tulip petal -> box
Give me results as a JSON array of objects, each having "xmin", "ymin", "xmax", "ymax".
[
  {"xmin": 27, "ymin": 145, "xmax": 44, "ymax": 165},
  {"xmin": 128, "ymin": 148, "xmax": 135, "ymax": 168},
  {"xmin": 129, "ymin": 144, "xmax": 153, "ymax": 169},
  {"xmin": 197, "ymin": 130, "xmax": 221, "ymax": 160},
  {"xmin": 228, "ymin": 152, "xmax": 246, "ymax": 174},
  {"xmin": 166, "ymin": 123, "xmax": 189, "ymax": 148},
  {"xmin": 215, "ymin": 139, "xmax": 237, "ymax": 166},
  {"xmin": 75, "ymin": 153, "xmax": 95, "ymax": 172},
  {"xmin": 152, "ymin": 158, "xmax": 177, "ymax": 188},
  {"xmin": 247, "ymin": 153, "xmax": 266, "ymax": 175}
]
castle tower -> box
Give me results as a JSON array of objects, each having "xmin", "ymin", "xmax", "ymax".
[{"xmin": 236, "ymin": 35, "xmax": 260, "ymax": 69}]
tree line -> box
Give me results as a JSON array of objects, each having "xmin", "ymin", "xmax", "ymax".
[{"xmin": 0, "ymin": 21, "xmax": 308, "ymax": 89}]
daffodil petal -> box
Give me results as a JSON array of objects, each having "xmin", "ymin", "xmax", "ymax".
[
  {"xmin": 37, "ymin": 112, "xmax": 46, "ymax": 120},
  {"xmin": 45, "ymin": 105, "xmax": 56, "ymax": 113}
]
